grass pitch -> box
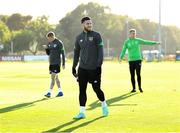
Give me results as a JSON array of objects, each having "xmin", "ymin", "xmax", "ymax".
[{"xmin": 0, "ymin": 61, "xmax": 180, "ymax": 132}]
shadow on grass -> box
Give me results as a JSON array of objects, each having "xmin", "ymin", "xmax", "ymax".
[
  {"xmin": 0, "ymin": 98, "xmax": 49, "ymax": 114},
  {"xmin": 43, "ymin": 116, "xmax": 104, "ymax": 133},
  {"xmin": 87, "ymin": 92, "xmax": 138, "ymax": 110}
]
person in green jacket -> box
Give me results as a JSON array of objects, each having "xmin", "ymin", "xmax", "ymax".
[{"xmin": 119, "ymin": 29, "xmax": 160, "ymax": 93}]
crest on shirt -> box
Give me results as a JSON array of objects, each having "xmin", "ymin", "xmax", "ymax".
[
  {"xmin": 127, "ymin": 42, "xmax": 131, "ymax": 47},
  {"xmin": 54, "ymin": 44, "xmax": 57, "ymax": 48},
  {"xmin": 80, "ymin": 39, "xmax": 83, "ymax": 43},
  {"xmin": 88, "ymin": 37, "xmax": 93, "ymax": 41}
]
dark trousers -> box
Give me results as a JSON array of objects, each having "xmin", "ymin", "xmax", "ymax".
[
  {"xmin": 129, "ymin": 60, "xmax": 142, "ymax": 90},
  {"xmin": 78, "ymin": 68, "xmax": 105, "ymax": 106}
]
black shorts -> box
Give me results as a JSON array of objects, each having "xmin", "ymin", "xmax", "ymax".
[
  {"xmin": 49, "ymin": 64, "xmax": 60, "ymax": 74},
  {"xmin": 78, "ymin": 68, "xmax": 101, "ymax": 84},
  {"xmin": 129, "ymin": 60, "xmax": 142, "ymax": 70},
  {"xmin": 129, "ymin": 60, "xmax": 142, "ymax": 67}
]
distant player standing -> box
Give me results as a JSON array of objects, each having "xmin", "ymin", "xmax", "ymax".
[
  {"xmin": 72, "ymin": 17, "xmax": 109, "ymax": 119},
  {"xmin": 119, "ymin": 29, "xmax": 160, "ymax": 93},
  {"xmin": 43, "ymin": 31, "xmax": 65, "ymax": 98}
]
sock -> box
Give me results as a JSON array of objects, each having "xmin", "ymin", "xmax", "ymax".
[
  {"xmin": 80, "ymin": 106, "xmax": 85, "ymax": 113},
  {"xmin": 101, "ymin": 101, "xmax": 107, "ymax": 107},
  {"xmin": 58, "ymin": 87, "xmax": 63, "ymax": 92},
  {"xmin": 48, "ymin": 89, "xmax": 52, "ymax": 93}
]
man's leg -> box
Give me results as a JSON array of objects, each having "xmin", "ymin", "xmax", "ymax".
[
  {"xmin": 91, "ymin": 71, "xmax": 108, "ymax": 117},
  {"xmin": 55, "ymin": 74, "xmax": 63, "ymax": 96},
  {"xmin": 45, "ymin": 73, "xmax": 56, "ymax": 98},
  {"xmin": 91, "ymin": 76, "xmax": 105, "ymax": 102},
  {"xmin": 79, "ymin": 78, "xmax": 88, "ymax": 108},
  {"xmin": 129, "ymin": 62, "xmax": 136, "ymax": 92},
  {"xmin": 74, "ymin": 68, "xmax": 88, "ymax": 119},
  {"xmin": 136, "ymin": 61, "xmax": 143, "ymax": 92}
]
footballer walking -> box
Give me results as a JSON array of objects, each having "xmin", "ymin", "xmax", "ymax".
[
  {"xmin": 72, "ymin": 17, "xmax": 109, "ymax": 119},
  {"xmin": 43, "ymin": 31, "xmax": 65, "ymax": 98}
]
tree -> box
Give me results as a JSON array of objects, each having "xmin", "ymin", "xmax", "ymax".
[
  {"xmin": 55, "ymin": 2, "xmax": 113, "ymax": 52},
  {"xmin": 27, "ymin": 16, "xmax": 53, "ymax": 54},
  {"xmin": 1, "ymin": 2, "xmax": 180, "ymax": 55},
  {"xmin": 11, "ymin": 16, "xmax": 53, "ymax": 54},
  {"xmin": 12, "ymin": 30, "xmax": 33, "ymax": 53},
  {"xmin": 0, "ymin": 21, "xmax": 11, "ymax": 43},
  {"xmin": 0, "ymin": 21, "xmax": 11, "ymax": 53},
  {"xmin": 6, "ymin": 13, "xmax": 32, "ymax": 31}
]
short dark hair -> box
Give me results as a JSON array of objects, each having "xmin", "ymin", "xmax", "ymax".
[
  {"xmin": 46, "ymin": 31, "xmax": 55, "ymax": 38},
  {"xmin": 129, "ymin": 29, "xmax": 136, "ymax": 33},
  {"xmin": 81, "ymin": 16, "xmax": 91, "ymax": 24}
]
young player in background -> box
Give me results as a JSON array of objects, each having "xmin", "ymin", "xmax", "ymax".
[{"xmin": 43, "ymin": 31, "xmax": 65, "ymax": 98}]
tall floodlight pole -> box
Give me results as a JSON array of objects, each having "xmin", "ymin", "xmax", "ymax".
[
  {"xmin": 158, "ymin": 0, "xmax": 162, "ymax": 60},
  {"xmin": 11, "ymin": 41, "xmax": 13, "ymax": 55},
  {"xmin": 107, "ymin": 39, "xmax": 110, "ymax": 57},
  {"xmin": 126, "ymin": 20, "xmax": 129, "ymax": 39},
  {"xmin": 164, "ymin": 32, "xmax": 167, "ymax": 57}
]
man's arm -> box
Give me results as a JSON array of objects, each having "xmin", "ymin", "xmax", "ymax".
[
  {"xmin": 94, "ymin": 33, "xmax": 104, "ymax": 75},
  {"xmin": 43, "ymin": 44, "xmax": 50, "ymax": 55},
  {"xmin": 96, "ymin": 33, "xmax": 104, "ymax": 68},
  {"xmin": 60, "ymin": 43, "xmax": 65, "ymax": 68},
  {"xmin": 138, "ymin": 38, "xmax": 159, "ymax": 45},
  {"xmin": 45, "ymin": 48, "xmax": 50, "ymax": 55},
  {"xmin": 73, "ymin": 37, "xmax": 80, "ymax": 69},
  {"xmin": 72, "ymin": 37, "xmax": 80, "ymax": 77},
  {"xmin": 120, "ymin": 41, "xmax": 127, "ymax": 60}
]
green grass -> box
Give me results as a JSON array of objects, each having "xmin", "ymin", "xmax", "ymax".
[{"xmin": 0, "ymin": 61, "xmax": 180, "ymax": 132}]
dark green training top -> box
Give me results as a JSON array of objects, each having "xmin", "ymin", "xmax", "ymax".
[
  {"xmin": 73, "ymin": 30, "xmax": 104, "ymax": 70},
  {"xmin": 46, "ymin": 38, "xmax": 65, "ymax": 66}
]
